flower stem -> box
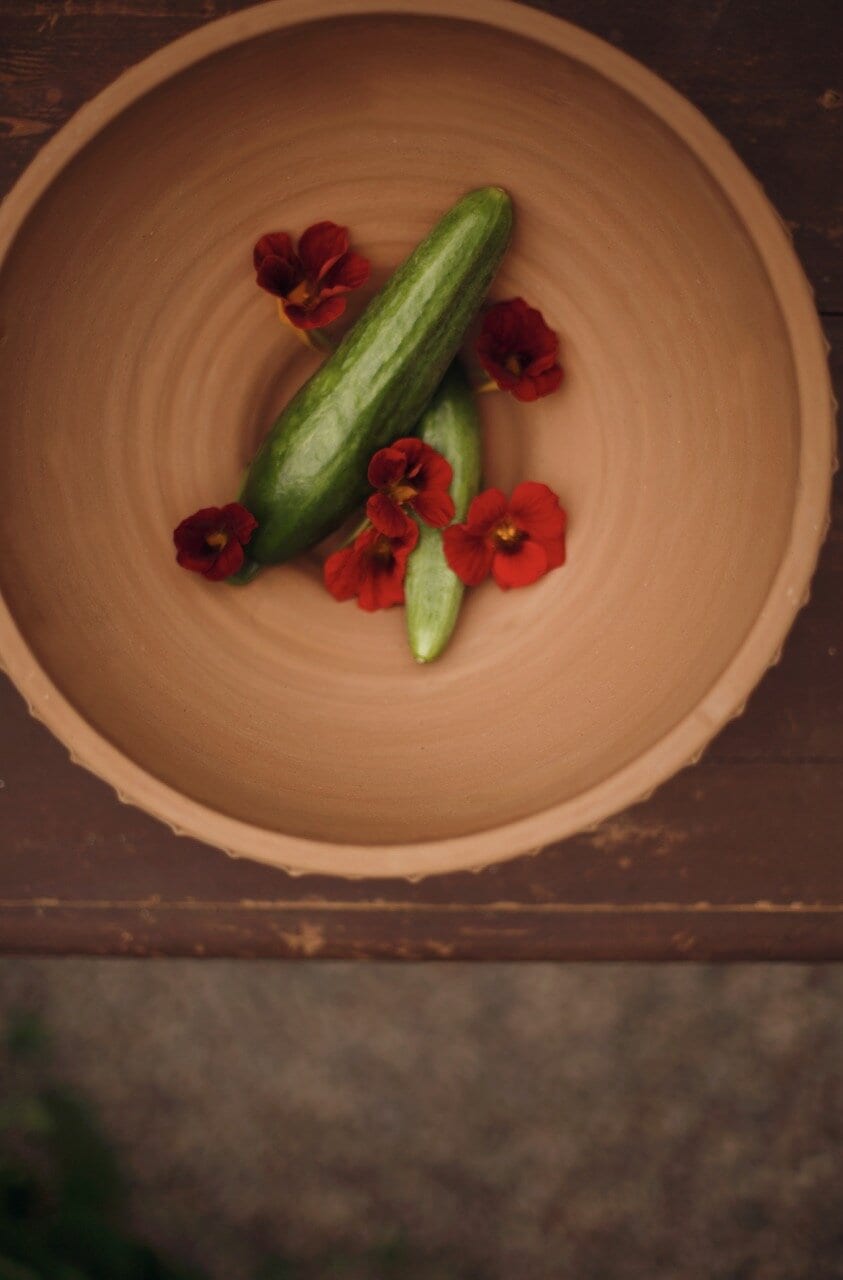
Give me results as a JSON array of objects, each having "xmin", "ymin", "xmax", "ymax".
[
  {"xmin": 341, "ymin": 513, "xmax": 371, "ymax": 547},
  {"xmin": 305, "ymin": 327, "xmax": 335, "ymax": 354},
  {"xmin": 276, "ymin": 300, "xmax": 336, "ymax": 354}
]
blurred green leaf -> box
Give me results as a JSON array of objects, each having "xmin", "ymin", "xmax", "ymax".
[
  {"xmin": 0, "ymin": 1254, "xmax": 42, "ymax": 1280},
  {"xmin": 371, "ymin": 1236, "xmax": 414, "ymax": 1277},
  {"xmin": 4, "ymin": 1015, "xmax": 49, "ymax": 1063},
  {"xmin": 0, "ymin": 1163, "xmax": 43, "ymax": 1223},
  {"xmin": 40, "ymin": 1091, "xmax": 123, "ymax": 1218},
  {"xmin": 253, "ymin": 1260, "xmax": 307, "ymax": 1280},
  {"xmin": 0, "ymin": 1218, "xmax": 70, "ymax": 1277},
  {"xmin": 0, "ymin": 1099, "xmax": 53, "ymax": 1138},
  {"xmin": 0, "ymin": 1014, "xmax": 476, "ymax": 1280},
  {"xmin": 48, "ymin": 1209, "xmax": 152, "ymax": 1279}
]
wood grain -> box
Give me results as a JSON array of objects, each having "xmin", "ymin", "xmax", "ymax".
[{"xmin": 0, "ymin": 0, "xmax": 841, "ymax": 958}]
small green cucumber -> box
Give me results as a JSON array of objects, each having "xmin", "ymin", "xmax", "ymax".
[
  {"xmin": 404, "ymin": 361, "xmax": 481, "ymax": 663},
  {"xmin": 239, "ymin": 187, "xmax": 511, "ymax": 567}
]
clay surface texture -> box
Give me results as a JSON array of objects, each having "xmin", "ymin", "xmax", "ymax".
[{"xmin": 0, "ymin": 1, "xmax": 833, "ymax": 877}]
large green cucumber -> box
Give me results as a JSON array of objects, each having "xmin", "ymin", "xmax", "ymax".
[
  {"xmin": 239, "ymin": 187, "xmax": 511, "ymax": 565},
  {"xmin": 405, "ymin": 361, "xmax": 481, "ymax": 664}
]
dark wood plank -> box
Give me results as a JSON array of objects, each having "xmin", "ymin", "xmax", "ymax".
[
  {"xmin": 2, "ymin": 683, "xmax": 842, "ymax": 959},
  {"xmin": 1, "ymin": 903, "xmax": 842, "ymax": 961},
  {"xmin": 3, "ymin": 659, "xmax": 843, "ymax": 906},
  {"xmin": 1, "ymin": 0, "xmax": 840, "ymax": 307},
  {"xmin": 0, "ymin": 0, "xmax": 841, "ymax": 959}
]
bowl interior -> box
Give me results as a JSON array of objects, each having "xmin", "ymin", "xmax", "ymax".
[{"xmin": 0, "ymin": 12, "xmax": 800, "ymax": 852}]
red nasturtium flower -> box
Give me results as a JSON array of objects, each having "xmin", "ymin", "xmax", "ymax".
[
  {"xmin": 476, "ymin": 297, "xmax": 564, "ymax": 402},
  {"xmin": 443, "ymin": 482, "xmax": 566, "ymax": 590},
  {"xmin": 253, "ymin": 222, "xmax": 370, "ymax": 330},
  {"xmin": 173, "ymin": 503, "xmax": 257, "ymax": 581},
  {"xmin": 366, "ymin": 438, "xmax": 455, "ymax": 537},
  {"xmin": 324, "ymin": 521, "xmax": 419, "ymax": 611}
]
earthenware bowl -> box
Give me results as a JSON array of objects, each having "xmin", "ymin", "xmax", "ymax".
[{"xmin": 0, "ymin": 0, "xmax": 833, "ymax": 877}]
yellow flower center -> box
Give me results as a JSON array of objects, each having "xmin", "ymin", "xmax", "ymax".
[
  {"xmin": 492, "ymin": 518, "xmax": 524, "ymax": 552},
  {"xmin": 372, "ymin": 535, "xmax": 395, "ymax": 562},
  {"xmin": 494, "ymin": 519, "xmax": 520, "ymax": 543},
  {"xmin": 389, "ymin": 482, "xmax": 418, "ymax": 505},
  {"xmin": 287, "ymin": 278, "xmax": 318, "ymax": 309},
  {"xmin": 205, "ymin": 530, "xmax": 228, "ymax": 550},
  {"xmin": 504, "ymin": 353, "xmax": 523, "ymax": 376}
]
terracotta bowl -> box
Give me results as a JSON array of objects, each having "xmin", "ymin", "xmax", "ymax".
[{"xmin": 0, "ymin": 1, "xmax": 833, "ymax": 878}]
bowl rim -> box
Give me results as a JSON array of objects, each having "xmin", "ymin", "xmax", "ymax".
[{"xmin": 0, "ymin": 0, "xmax": 835, "ymax": 879}]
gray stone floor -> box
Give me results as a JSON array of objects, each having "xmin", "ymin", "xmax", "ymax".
[{"xmin": 1, "ymin": 960, "xmax": 842, "ymax": 1279}]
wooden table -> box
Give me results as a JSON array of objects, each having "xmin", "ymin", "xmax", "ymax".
[{"xmin": 1, "ymin": 0, "xmax": 840, "ymax": 960}]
